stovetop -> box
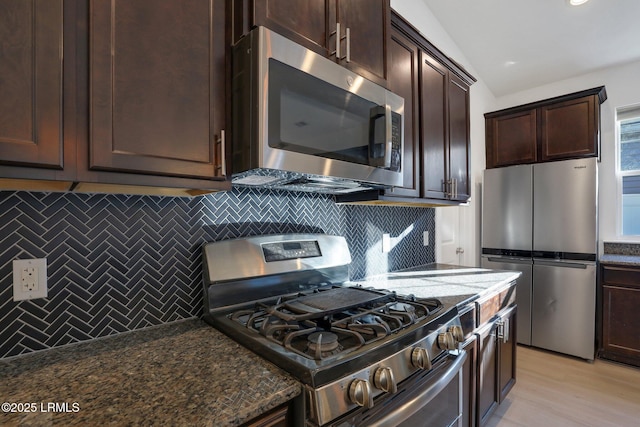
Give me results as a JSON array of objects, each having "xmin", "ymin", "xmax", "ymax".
[
  {"xmin": 201, "ymin": 234, "xmax": 458, "ymax": 387},
  {"xmin": 228, "ymin": 285, "xmax": 443, "ymax": 362},
  {"xmin": 205, "ymin": 284, "xmax": 456, "ymax": 387}
]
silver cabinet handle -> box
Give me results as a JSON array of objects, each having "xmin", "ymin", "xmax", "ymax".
[
  {"xmin": 345, "ymin": 27, "xmax": 351, "ymax": 62},
  {"xmin": 333, "ymin": 23, "xmax": 349, "ymax": 61},
  {"xmin": 442, "ymin": 179, "xmax": 449, "ymax": 198},
  {"xmin": 504, "ymin": 317, "xmax": 510, "ymax": 343},
  {"xmin": 496, "ymin": 318, "xmax": 510, "ymax": 343},
  {"xmin": 335, "ymin": 23, "xmax": 341, "ymax": 60},
  {"xmin": 496, "ymin": 320, "xmax": 504, "ymax": 341}
]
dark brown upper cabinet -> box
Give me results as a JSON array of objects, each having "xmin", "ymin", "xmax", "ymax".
[
  {"xmin": 0, "ymin": 0, "xmax": 75, "ymax": 183},
  {"xmin": 86, "ymin": 0, "xmax": 227, "ymax": 183},
  {"xmin": 485, "ymin": 110, "xmax": 537, "ymax": 169},
  {"xmin": 0, "ymin": 0, "xmax": 230, "ymax": 195},
  {"xmin": 385, "ymin": 23, "xmax": 420, "ymax": 198},
  {"xmin": 539, "ymin": 95, "xmax": 599, "ymax": 161},
  {"xmin": 447, "ymin": 73, "xmax": 472, "ymax": 202},
  {"xmin": 232, "ymin": 0, "xmax": 390, "ymax": 86},
  {"xmin": 383, "ymin": 12, "xmax": 475, "ymax": 204},
  {"xmin": 485, "ymin": 87, "xmax": 606, "ymax": 169}
]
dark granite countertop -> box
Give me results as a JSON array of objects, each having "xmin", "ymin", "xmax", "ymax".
[
  {"xmin": 0, "ymin": 319, "xmax": 301, "ymax": 427},
  {"xmin": 354, "ymin": 263, "xmax": 521, "ymax": 308}
]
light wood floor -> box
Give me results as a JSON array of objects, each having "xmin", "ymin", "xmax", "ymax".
[{"xmin": 486, "ymin": 346, "xmax": 640, "ymax": 427}]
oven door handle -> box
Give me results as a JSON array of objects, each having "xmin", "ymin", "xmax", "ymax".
[{"xmin": 371, "ymin": 350, "xmax": 467, "ymax": 427}]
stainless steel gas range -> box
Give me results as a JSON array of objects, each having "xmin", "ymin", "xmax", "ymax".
[{"xmin": 202, "ymin": 234, "xmax": 466, "ymax": 427}]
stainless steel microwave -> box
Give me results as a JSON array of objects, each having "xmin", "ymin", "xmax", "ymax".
[{"xmin": 231, "ymin": 26, "xmax": 404, "ymax": 192}]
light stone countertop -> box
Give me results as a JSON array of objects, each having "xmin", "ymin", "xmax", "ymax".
[
  {"xmin": 599, "ymin": 254, "xmax": 640, "ymax": 267},
  {"xmin": 354, "ymin": 264, "xmax": 521, "ymax": 308}
]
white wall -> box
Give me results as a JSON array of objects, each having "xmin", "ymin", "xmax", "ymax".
[
  {"xmin": 391, "ymin": 0, "xmax": 496, "ymax": 266},
  {"xmin": 490, "ymin": 59, "xmax": 640, "ymax": 249},
  {"xmin": 394, "ymin": 0, "xmax": 640, "ymax": 260}
]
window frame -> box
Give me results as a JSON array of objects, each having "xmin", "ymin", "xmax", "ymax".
[{"xmin": 616, "ymin": 105, "xmax": 640, "ymax": 238}]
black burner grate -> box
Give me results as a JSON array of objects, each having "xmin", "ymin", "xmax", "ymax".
[{"xmin": 284, "ymin": 287, "xmax": 391, "ymax": 315}]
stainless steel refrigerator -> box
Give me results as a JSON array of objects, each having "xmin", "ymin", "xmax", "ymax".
[{"xmin": 481, "ymin": 157, "xmax": 597, "ymax": 360}]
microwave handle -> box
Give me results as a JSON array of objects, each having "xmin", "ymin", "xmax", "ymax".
[{"xmin": 369, "ymin": 105, "xmax": 392, "ymax": 169}]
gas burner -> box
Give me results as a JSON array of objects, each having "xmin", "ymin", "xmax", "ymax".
[
  {"xmin": 344, "ymin": 313, "xmax": 391, "ymax": 338},
  {"xmin": 306, "ymin": 331, "xmax": 343, "ymax": 360},
  {"xmin": 388, "ymin": 302, "xmax": 416, "ymax": 313}
]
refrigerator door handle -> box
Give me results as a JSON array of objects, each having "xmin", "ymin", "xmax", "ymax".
[
  {"xmin": 485, "ymin": 257, "xmax": 532, "ymax": 264},
  {"xmin": 534, "ymin": 260, "xmax": 590, "ymax": 269}
]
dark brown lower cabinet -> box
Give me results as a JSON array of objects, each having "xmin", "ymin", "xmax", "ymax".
[
  {"xmin": 477, "ymin": 305, "xmax": 517, "ymax": 426},
  {"xmin": 461, "ymin": 334, "xmax": 478, "ymax": 427},
  {"xmin": 245, "ymin": 403, "xmax": 289, "ymax": 427},
  {"xmin": 601, "ymin": 265, "xmax": 640, "ymax": 367}
]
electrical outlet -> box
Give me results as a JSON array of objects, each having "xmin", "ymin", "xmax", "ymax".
[
  {"xmin": 13, "ymin": 258, "xmax": 48, "ymax": 301},
  {"xmin": 423, "ymin": 231, "xmax": 430, "ymax": 246},
  {"xmin": 382, "ymin": 233, "xmax": 391, "ymax": 253}
]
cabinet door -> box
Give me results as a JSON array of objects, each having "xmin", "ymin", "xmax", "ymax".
[
  {"xmin": 250, "ymin": 0, "xmax": 329, "ymax": 56},
  {"xmin": 246, "ymin": 403, "xmax": 289, "ymax": 427},
  {"xmin": 540, "ymin": 95, "xmax": 598, "ymax": 161},
  {"xmin": 476, "ymin": 321, "xmax": 499, "ymax": 426},
  {"xmin": 497, "ymin": 306, "xmax": 517, "ymax": 402},
  {"xmin": 421, "ymin": 51, "xmax": 448, "ymax": 200},
  {"xmin": 0, "ymin": 0, "xmax": 64, "ymax": 169},
  {"xmin": 486, "ymin": 109, "xmax": 537, "ymax": 169},
  {"xmin": 602, "ymin": 266, "xmax": 640, "ymax": 367},
  {"xmin": 384, "ymin": 25, "xmax": 419, "ymax": 198},
  {"xmin": 89, "ymin": 0, "xmax": 225, "ymax": 180},
  {"xmin": 448, "ymin": 74, "xmax": 471, "ymax": 202},
  {"xmin": 461, "ymin": 335, "xmax": 478, "ymax": 427},
  {"xmin": 334, "ymin": 0, "xmax": 389, "ymax": 84}
]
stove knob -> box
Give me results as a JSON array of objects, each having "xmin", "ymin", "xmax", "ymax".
[
  {"xmin": 411, "ymin": 347, "xmax": 432, "ymax": 371},
  {"xmin": 373, "ymin": 367, "xmax": 397, "ymax": 394},
  {"xmin": 448, "ymin": 325, "xmax": 464, "ymax": 342},
  {"xmin": 438, "ymin": 331, "xmax": 456, "ymax": 350},
  {"xmin": 349, "ymin": 378, "xmax": 373, "ymax": 409}
]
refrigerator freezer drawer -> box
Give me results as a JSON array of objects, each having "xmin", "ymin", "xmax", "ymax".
[
  {"xmin": 480, "ymin": 256, "xmax": 532, "ymax": 345},
  {"xmin": 531, "ymin": 262, "xmax": 596, "ymax": 360}
]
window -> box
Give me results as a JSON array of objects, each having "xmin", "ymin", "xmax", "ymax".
[{"xmin": 618, "ymin": 105, "xmax": 640, "ymax": 236}]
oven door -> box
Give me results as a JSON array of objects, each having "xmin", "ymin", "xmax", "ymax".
[{"xmin": 334, "ymin": 350, "xmax": 467, "ymax": 427}]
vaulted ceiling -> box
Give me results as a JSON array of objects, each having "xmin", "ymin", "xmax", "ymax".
[{"xmin": 422, "ymin": 0, "xmax": 640, "ymax": 97}]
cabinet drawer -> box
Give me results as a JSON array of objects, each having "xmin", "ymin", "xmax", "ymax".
[
  {"xmin": 459, "ymin": 304, "xmax": 476, "ymax": 338},
  {"xmin": 602, "ymin": 266, "xmax": 640, "ymax": 288},
  {"xmin": 476, "ymin": 285, "xmax": 516, "ymax": 326}
]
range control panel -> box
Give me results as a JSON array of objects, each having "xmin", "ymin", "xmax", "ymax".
[{"xmin": 262, "ymin": 240, "xmax": 322, "ymax": 262}]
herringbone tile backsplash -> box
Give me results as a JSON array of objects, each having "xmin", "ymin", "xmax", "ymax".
[{"xmin": 0, "ymin": 188, "xmax": 435, "ymax": 359}]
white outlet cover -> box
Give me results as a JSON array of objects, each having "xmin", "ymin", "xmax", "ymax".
[
  {"xmin": 423, "ymin": 231, "xmax": 430, "ymax": 246},
  {"xmin": 13, "ymin": 258, "xmax": 48, "ymax": 301}
]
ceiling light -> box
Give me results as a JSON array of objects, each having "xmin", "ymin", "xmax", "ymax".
[{"xmin": 568, "ymin": 0, "xmax": 589, "ymax": 5}]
